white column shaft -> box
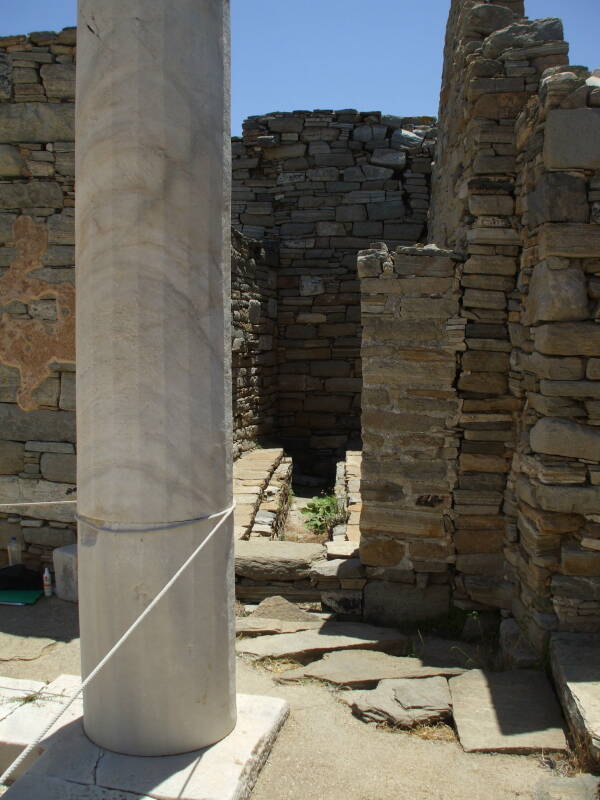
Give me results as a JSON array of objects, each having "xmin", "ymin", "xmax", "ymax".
[{"xmin": 75, "ymin": 0, "xmax": 235, "ymax": 756}]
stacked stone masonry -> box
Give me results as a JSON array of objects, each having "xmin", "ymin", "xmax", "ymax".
[
  {"xmin": 0, "ymin": 31, "xmax": 277, "ymax": 568},
  {"xmin": 232, "ymin": 111, "xmax": 436, "ymax": 475},
  {"xmin": 358, "ymin": 0, "xmax": 600, "ymax": 647}
]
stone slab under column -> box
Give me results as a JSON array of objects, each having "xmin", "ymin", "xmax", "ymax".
[{"xmin": 1, "ymin": 685, "xmax": 289, "ymax": 800}]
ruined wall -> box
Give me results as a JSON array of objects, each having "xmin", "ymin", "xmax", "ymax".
[
  {"xmin": 232, "ymin": 111, "xmax": 436, "ymax": 474},
  {"xmin": 0, "ymin": 31, "xmax": 277, "ymax": 567},
  {"xmin": 358, "ymin": 1, "xmax": 600, "ymax": 644},
  {"xmin": 231, "ymin": 229, "xmax": 278, "ymax": 459},
  {"xmin": 430, "ymin": 0, "xmax": 526, "ymax": 250},
  {"xmin": 358, "ymin": 244, "xmax": 463, "ymax": 625},
  {"xmin": 509, "ymin": 71, "xmax": 600, "ymax": 647},
  {"xmin": 0, "ymin": 29, "xmax": 77, "ymax": 571}
]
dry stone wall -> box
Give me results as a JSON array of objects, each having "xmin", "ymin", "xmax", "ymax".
[
  {"xmin": 358, "ymin": 0, "xmax": 600, "ymax": 646},
  {"xmin": 232, "ymin": 111, "xmax": 436, "ymax": 475},
  {"xmin": 509, "ymin": 68, "xmax": 600, "ymax": 647},
  {"xmin": 358, "ymin": 244, "xmax": 464, "ymax": 625},
  {"xmin": 231, "ymin": 229, "xmax": 277, "ymax": 459},
  {"xmin": 0, "ymin": 31, "xmax": 277, "ymax": 568},
  {"xmin": 0, "ymin": 29, "xmax": 77, "ymax": 572}
]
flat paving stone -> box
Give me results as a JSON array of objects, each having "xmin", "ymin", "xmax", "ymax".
[
  {"xmin": 450, "ymin": 670, "xmax": 567, "ymax": 754},
  {"xmin": 3, "ymin": 774, "xmax": 153, "ymax": 799},
  {"xmin": 235, "ymin": 541, "xmax": 326, "ymax": 582},
  {"xmin": 550, "ymin": 633, "xmax": 600, "ymax": 764},
  {"xmin": 277, "ymin": 649, "xmax": 465, "ymax": 687},
  {"xmin": 325, "ymin": 541, "xmax": 359, "ymax": 559},
  {"xmin": 534, "ymin": 773, "xmax": 599, "ymax": 800},
  {"xmin": 248, "ymin": 595, "xmax": 317, "ymax": 622},
  {"xmin": 236, "ymin": 622, "xmax": 409, "ymax": 663},
  {"xmin": 344, "ymin": 677, "xmax": 452, "ymax": 728},
  {"xmin": 2, "ymin": 692, "xmax": 289, "ymax": 800},
  {"xmin": 236, "ymin": 617, "xmax": 323, "ymax": 637},
  {"xmin": 0, "ymin": 675, "xmax": 84, "ymax": 781}
]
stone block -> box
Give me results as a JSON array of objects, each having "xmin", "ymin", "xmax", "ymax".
[
  {"xmin": 0, "ymin": 103, "xmax": 74, "ymax": 144},
  {"xmin": 561, "ymin": 547, "xmax": 600, "ymax": 577},
  {"xmin": 455, "ymin": 554, "xmax": 505, "ymax": 576},
  {"xmin": 40, "ymin": 452, "xmax": 76, "ymax": 484},
  {"xmin": 471, "ymin": 92, "xmax": 529, "ymax": 120},
  {"xmin": 540, "ymin": 380, "xmax": 600, "ymax": 399},
  {"xmin": 24, "ymin": 526, "xmax": 75, "ymax": 548},
  {"xmin": 235, "ymin": 540, "xmax": 325, "ymax": 582},
  {"xmin": 320, "ymin": 589, "xmax": 363, "ymax": 617},
  {"xmin": 0, "ymin": 181, "xmax": 63, "ymax": 210},
  {"xmin": 523, "ymin": 262, "xmax": 588, "ymax": 324},
  {"xmin": 528, "ymin": 173, "xmax": 588, "ymax": 227},
  {"xmin": 539, "ymin": 224, "xmax": 600, "ymax": 259},
  {"xmin": 40, "ymin": 63, "xmax": 75, "ymax": 99},
  {"xmin": 0, "ymin": 146, "xmax": 26, "ymax": 178},
  {"xmin": 0, "ymin": 404, "xmax": 75, "ymax": 442},
  {"xmin": 464, "ymin": 4, "xmax": 515, "ymax": 36},
  {"xmin": 469, "ymin": 195, "xmax": 514, "ymax": 216},
  {"xmin": 366, "ymin": 200, "xmax": 405, "ymax": 221},
  {"xmin": 482, "ymin": 18, "xmax": 564, "ymax": 60},
  {"xmin": 530, "ymin": 418, "xmax": 600, "ymax": 461},
  {"xmin": 0, "ymin": 476, "xmax": 75, "ymax": 522},
  {"xmin": 47, "ymin": 210, "xmax": 75, "ymax": 245},
  {"xmin": 0, "ymin": 441, "xmax": 24, "ymax": 475},
  {"xmin": 463, "ymin": 255, "xmax": 516, "ymax": 276},
  {"xmin": 544, "ymin": 110, "xmax": 600, "ymax": 170},
  {"xmin": 534, "ymin": 323, "xmax": 600, "ymax": 357},
  {"xmin": 369, "ymin": 149, "xmax": 406, "ymax": 170},
  {"xmin": 523, "ymin": 353, "xmax": 584, "ymax": 381},
  {"xmin": 363, "ymin": 582, "xmax": 450, "ymax": 626},
  {"xmin": 517, "ymin": 478, "xmax": 600, "ymax": 515},
  {"xmin": 261, "ymin": 143, "xmax": 306, "ymax": 161},
  {"xmin": 53, "ymin": 543, "xmax": 78, "ymax": 603},
  {"xmin": 58, "ymin": 373, "xmax": 75, "ymax": 411}
]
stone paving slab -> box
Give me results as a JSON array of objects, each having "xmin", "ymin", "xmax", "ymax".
[
  {"xmin": 236, "ymin": 617, "xmax": 323, "ymax": 636},
  {"xmin": 550, "ymin": 633, "xmax": 600, "ymax": 764},
  {"xmin": 534, "ymin": 773, "xmax": 599, "ymax": 800},
  {"xmin": 0, "ymin": 674, "xmax": 84, "ymax": 780},
  {"xmin": 450, "ymin": 670, "xmax": 567, "ymax": 754},
  {"xmin": 344, "ymin": 676, "xmax": 452, "ymax": 728},
  {"xmin": 276, "ymin": 649, "xmax": 465, "ymax": 687},
  {"xmin": 236, "ymin": 622, "xmax": 408, "ymax": 663},
  {"xmin": 2, "ymin": 692, "xmax": 289, "ymax": 800},
  {"xmin": 235, "ymin": 540, "xmax": 326, "ymax": 582}
]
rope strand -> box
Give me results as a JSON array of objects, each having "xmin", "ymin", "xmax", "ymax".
[{"xmin": 0, "ymin": 501, "xmax": 235, "ymax": 787}]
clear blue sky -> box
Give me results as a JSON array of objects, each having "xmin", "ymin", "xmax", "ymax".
[{"xmin": 0, "ymin": 0, "xmax": 597, "ymax": 135}]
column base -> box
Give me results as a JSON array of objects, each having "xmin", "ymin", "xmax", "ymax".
[{"xmin": 1, "ymin": 681, "xmax": 289, "ymax": 800}]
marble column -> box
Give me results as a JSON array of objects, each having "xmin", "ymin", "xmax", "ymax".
[{"xmin": 75, "ymin": 0, "xmax": 235, "ymax": 756}]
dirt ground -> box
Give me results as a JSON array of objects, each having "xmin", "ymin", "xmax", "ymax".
[{"xmin": 0, "ymin": 597, "xmax": 552, "ymax": 800}]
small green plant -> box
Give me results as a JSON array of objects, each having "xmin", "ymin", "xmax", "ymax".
[{"xmin": 300, "ymin": 493, "xmax": 342, "ymax": 536}]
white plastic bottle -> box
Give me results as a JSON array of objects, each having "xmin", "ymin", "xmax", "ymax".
[
  {"xmin": 43, "ymin": 567, "xmax": 53, "ymax": 597},
  {"xmin": 7, "ymin": 536, "xmax": 22, "ymax": 566}
]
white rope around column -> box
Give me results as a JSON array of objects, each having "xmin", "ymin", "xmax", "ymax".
[{"xmin": 0, "ymin": 501, "xmax": 236, "ymax": 787}]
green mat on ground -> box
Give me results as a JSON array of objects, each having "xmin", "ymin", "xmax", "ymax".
[{"xmin": 0, "ymin": 589, "xmax": 43, "ymax": 606}]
